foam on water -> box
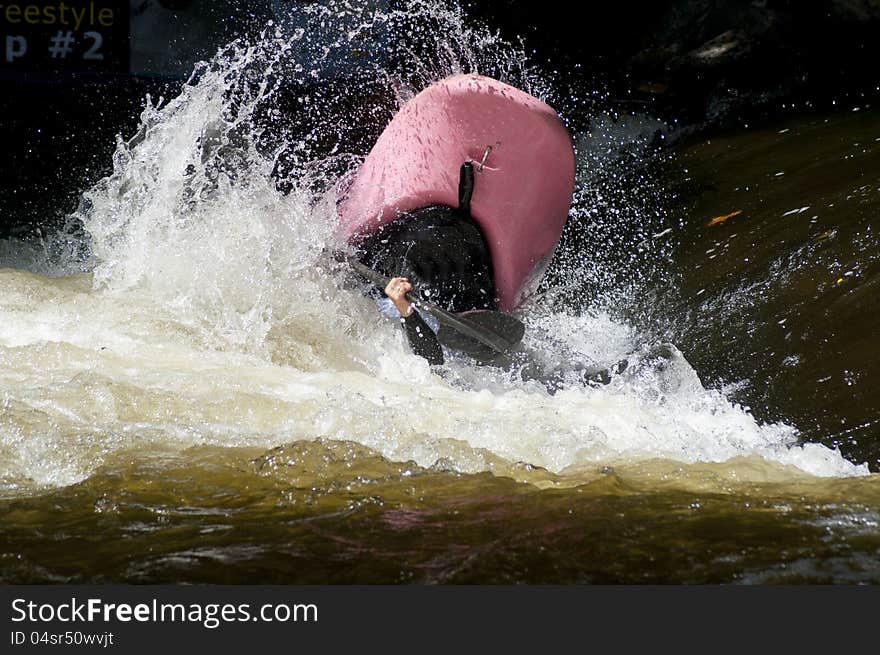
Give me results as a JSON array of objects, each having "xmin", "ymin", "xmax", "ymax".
[{"xmin": 0, "ymin": 1, "xmax": 869, "ymax": 493}]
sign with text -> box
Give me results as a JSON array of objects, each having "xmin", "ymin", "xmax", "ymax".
[{"xmin": 1, "ymin": 1, "xmax": 128, "ymax": 72}]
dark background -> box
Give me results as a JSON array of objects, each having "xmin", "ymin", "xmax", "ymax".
[{"xmin": 2, "ymin": 0, "xmax": 880, "ymax": 236}]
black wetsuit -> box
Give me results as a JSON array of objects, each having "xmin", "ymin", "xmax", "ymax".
[
  {"xmin": 361, "ymin": 162, "xmax": 490, "ymax": 366},
  {"xmin": 400, "ymin": 310, "xmax": 445, "ymax": 366}
]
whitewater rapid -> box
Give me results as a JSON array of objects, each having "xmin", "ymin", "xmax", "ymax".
[{"xmin": 0, "ymin": 1, "xmax": 869, "ymax": 497}]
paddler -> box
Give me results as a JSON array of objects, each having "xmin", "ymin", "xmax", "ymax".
[{"xmin": 358, "ymin": 163, "xmax": 669, "ymax": 389}]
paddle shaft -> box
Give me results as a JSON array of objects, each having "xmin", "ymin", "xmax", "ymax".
[
  {"xmin": 339, "ymin": 253, "xmax": 520, "ymax": 355},
  {"xmin": 345, "ymin": 257, "xmax": 410, "ymax": 303}
]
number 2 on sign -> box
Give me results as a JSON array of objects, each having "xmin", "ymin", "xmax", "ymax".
[{"xmin": 82, "ymin": 31, "xmax": 103, "ymax": 60}]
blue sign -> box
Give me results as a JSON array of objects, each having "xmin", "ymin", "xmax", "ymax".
[{"xmin": 1, "ymin": 1, "xmax": 128, "ymax": 72}]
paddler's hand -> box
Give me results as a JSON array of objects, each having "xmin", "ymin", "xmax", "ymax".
[{"xmin": 385, "ymin": 277, "xmax": 414, "ymax": 317}]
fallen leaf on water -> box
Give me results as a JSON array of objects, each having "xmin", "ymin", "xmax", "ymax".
[
  {"xmin": 814, "ymin": 229, "xmax": 838, "ymax": 242},
  {"xmin": 707, "ymin": 210, "xmax": 743, "ymax": 226}
]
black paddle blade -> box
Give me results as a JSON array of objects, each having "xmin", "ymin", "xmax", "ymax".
[{"xmin": 435, "ymin": 310, "xmax": 525, "ymax": 362}]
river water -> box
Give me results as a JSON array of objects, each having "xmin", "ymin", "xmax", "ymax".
[{"xmin": 1, "ymin": 1, "xmax": 878, "ymax": 583}]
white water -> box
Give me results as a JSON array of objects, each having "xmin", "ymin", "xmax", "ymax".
[{"xmin": 0, "ymin": 1, "xmax": 868, "ymax": 493}]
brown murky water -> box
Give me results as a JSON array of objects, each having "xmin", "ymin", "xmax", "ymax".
[
  {"xmin": 670, "ymin": 108, "xmax": 880, "ymax": 468},
  {"xmin": 3, "ymin": 441, "xmax": 879, "ymax": 583}
]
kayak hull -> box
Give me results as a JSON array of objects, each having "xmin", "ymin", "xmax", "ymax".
[{"xmin": 338, "ymin": 74, "xmax": 575, "ymax": 311}]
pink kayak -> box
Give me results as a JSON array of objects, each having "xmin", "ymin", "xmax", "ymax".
[{"xmin": 337, "ymin": 74, "xmax": 575, "ymax": 311}]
